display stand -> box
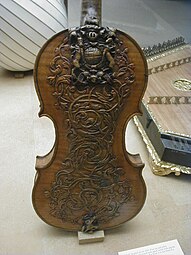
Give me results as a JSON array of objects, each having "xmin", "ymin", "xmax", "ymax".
[{"xmin": 78, "ymin": 230, "xmax": 104, "ymax": 244}]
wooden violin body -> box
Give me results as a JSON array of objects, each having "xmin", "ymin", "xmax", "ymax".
[{"xmin": 33, "ymin": 16, "xmax": 148, "ymax": 232}]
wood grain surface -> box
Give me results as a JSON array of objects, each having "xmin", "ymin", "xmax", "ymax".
[{"xmin": 32, "ymin": 27, "xmax": 147, "ymax": 231}]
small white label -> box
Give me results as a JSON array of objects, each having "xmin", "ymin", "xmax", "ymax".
[{"xmin": 118, "ymin": 239, "xmax": 184, "ymax": 255}]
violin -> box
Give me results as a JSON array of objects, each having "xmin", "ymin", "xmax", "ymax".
[{"xmin": 33, "ymin": 0, "xmax": 148, "ymax": 233}]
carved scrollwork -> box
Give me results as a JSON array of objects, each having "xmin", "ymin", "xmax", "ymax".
[{"xmin": 46, "ymin": 26, "xmax": 136, "ymax": 232}]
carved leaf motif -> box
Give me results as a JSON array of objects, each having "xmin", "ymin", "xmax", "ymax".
[{"xmin": 46, "ymin": 29, "xmax": 136, "ymax": 231}]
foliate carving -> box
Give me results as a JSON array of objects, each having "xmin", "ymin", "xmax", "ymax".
[
  {"xmin": 47, "ymin": 26, "xmax": 136, "ymax": 232},
  {"xmin": 81, "ymin": 211, "xmax": 99, "ymax": 233}
]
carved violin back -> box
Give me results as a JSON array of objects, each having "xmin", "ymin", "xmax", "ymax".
[{"xmin": 33, "ymin": 26, "xmax": 147, "ymax": 232}]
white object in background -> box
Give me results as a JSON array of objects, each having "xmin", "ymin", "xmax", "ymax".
[
  {"xmin": 118, "ymin": 239, "xmax": 184, "ymax": 255},
  {"xmin": 0, "ymin": 0, "xmax": 67, "ymax": 71}
]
